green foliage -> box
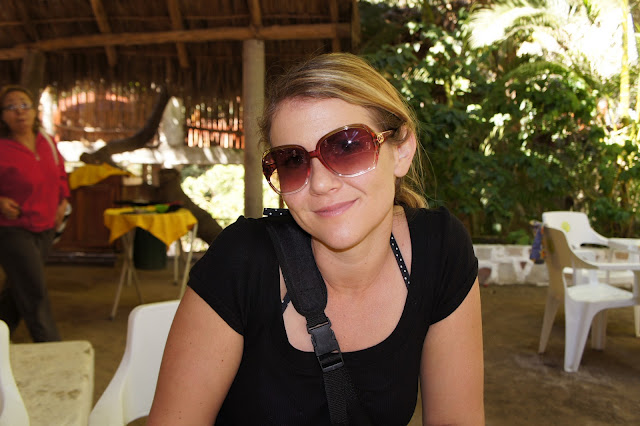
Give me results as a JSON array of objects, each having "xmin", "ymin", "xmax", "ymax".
[
  {"xmin": 177, "ymin": 1, "xmax": 640, "ymax": 244},
  {"xmin": 507, "ymin": 228, "xmax": 532, "ymax": 245},
  {"xmin": 359, "ymin": 0, "xmax": 640, "ymax": 241},
  {"xmin": 180, "ymin": 165, "xmax": 280, "ymax": 229}
]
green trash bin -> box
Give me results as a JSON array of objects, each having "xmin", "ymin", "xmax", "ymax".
[{"xmin": 133, "ymin": 227, "xmax": 167, "ymax": 270}]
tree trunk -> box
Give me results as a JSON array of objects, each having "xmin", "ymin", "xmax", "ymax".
[
  {"xmin": 78, "ymin": 86, "xmax": 224, "ymax": 244},
  {"xmin": 79, "ymin": 86, "xmax": 170, "ymax": 166},
  {"xmin": 619, "ymin": 0, "xmax": 630, "ymax": 120}
]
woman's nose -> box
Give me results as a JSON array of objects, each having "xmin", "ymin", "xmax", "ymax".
[{"xmin": 308, "ymin": 157, "xmax": 341, "ymax": 194}]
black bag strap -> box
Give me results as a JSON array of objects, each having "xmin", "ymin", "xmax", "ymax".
[{"xmin": 264, "ymin": 209, "xmax": 371, "ymax": 426}]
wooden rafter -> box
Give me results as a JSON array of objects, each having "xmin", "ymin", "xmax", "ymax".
[
  {"xmin": 90, "ymin": 0, "xmax": 118, "ymax": 67},
  {"xmin": 248, "ymin": 0, "xmax": 262, "ymax": 28},
  {"xmin": 329, "ymin": 0, "xmax": 340, "ymax": 52},
  {"xmin": 15, "ymin": 1, "xmax": 38, "ymax": 41},
  {"xmin": 167, "ymin": 0, "xmax": 189, "ymax": 69},
  {"xmin": 0, "ymin": 23, "xmax": 352, "ymax": 60},
  {"xmin": 350, "ymin": 0, "xmax": 360, "ymax": 50}
]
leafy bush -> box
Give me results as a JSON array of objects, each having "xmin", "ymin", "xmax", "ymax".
[
  {"xmin": 360, "ymin": 1, "xmax": 640, "ymax": 241},
  {"xmin": 180, "ymin": 164, "xmax": 280, "ymax": 229}
]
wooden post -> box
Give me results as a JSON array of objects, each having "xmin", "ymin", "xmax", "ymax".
[
  {"xmin": 242, "ymin": 39, "xmax": 265, "ymax": 219},
  {"xmin": 20, "ymin": 49, "xmax": 45, "ymax": 100}
]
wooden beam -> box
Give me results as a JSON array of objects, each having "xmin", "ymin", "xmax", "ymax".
[
  {"xmin": 0, "ymin": 23, "xmax": 352, "ymax": 60},
  {"xmin": 0, "ymin": 20, "xmax": 22, "ymax": 28},
  {"xmin": 20, "ymin": 50, "xmax": 46, "ymax": 99},
  {"xmin": 15, "ymin": 1, "xmax": 39, "ymax": 41},
  {"xmin": 90, "ymin": 0, "xmax": 117, "ymax": 67},
  {"xmin": 248, "ymin": 0, "xmax": 262, "ymax": 28},
  {"xmin": 350, "ymin": 0, "xmax": 360, "ymax": 51},
  {"xmin": 167, "ymin": 0, "xmax": 189, "ymax": 69},
  {"xmin": 329, "ymin": 0, "xmax": 340, "ymax": 52}
]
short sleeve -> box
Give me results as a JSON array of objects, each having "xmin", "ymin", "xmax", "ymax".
[
  {"xmin": 428, "ymin": 207, "xmax": 478, "ymax": 324},
  {"xmin": 188, "ymin": 216, "xmax": 276, "ymax": 335}
]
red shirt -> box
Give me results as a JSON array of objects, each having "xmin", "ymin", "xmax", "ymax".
[{"xmin": 0, "ymin": 133, "xmax": 70, "ymax": 232}]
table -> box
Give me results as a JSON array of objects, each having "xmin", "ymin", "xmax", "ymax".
[
  {"xmin": 69, "ymin": 163, "xmax": 131, "ymax": 190},
  {"xmin": 605, "ymin": 238, "xmax": 640, "ymax": 337},
  {"xmin": 608, "ymin": 238, "xmax": 640, "ymax": 255},
  {"xmin": 10, "ymin": 340, "xmax": 94, "ymax": 426},
  {"xmin": 104, "ymin": 206, "xmax": 198, "ymax": 318}
]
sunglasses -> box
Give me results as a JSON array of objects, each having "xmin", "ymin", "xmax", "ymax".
[
  {"xmin": 2, "ymin": 103, "xmax": 33, "ymax": 112},
  {"xmin": 262, "ymin": 124, "xmax": 394, "ymax": 195}
]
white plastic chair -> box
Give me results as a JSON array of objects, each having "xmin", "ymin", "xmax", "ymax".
[
  {"xmin": 542, "ymin": 211, "xmax": 640, "ymax": 335},
  {"xmin": 538, "ymin": 226, "xmax": 640, "ymax": 372},
  {"xmin": 89, "ymin": 300, "xmax": 180, "ymax": 426},
  {"xmin": 0, "ymin": 320, "xmax": 29, "ymax": 426},
  {"xmin": 541, "ymin": 211, "xmax": 608, "ymax": 249},
  {"xmin": 542, "ymin": 211, "xmax": 608, "ymax": 284}
]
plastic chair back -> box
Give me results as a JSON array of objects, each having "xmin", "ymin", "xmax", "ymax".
[
  {"xmin": 542, "ymin": 211, "xmax": 608, "ymax": 249},
  {"xmin": 89, "ymin": 300, "xmax": 179, "ymax": 426},
  {"xmin": 0, "ymin": 320, "xmax": 30, "ymax": 426}
]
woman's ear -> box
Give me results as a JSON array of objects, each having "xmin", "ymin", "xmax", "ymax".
[{"xmin": 394, "ymin": 131, "xmax": 417, "ymax": 178}]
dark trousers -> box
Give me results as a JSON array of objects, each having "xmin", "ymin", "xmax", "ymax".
[{"xmin": 0, "ymin": 226, "xmax": 61, "ymax": 342}]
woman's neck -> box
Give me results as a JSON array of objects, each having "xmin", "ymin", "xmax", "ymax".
[
  {"xmin": 312, "ymin": 206, "xmax": 404, "ymax": 296},
  {"xmin": 11, "ymin": 130, "xmax": 36, "ymax": 151}
]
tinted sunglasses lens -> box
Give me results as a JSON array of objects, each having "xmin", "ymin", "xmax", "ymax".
[
  {"xmin": 320, "ymin": 127, "xmax": 377, "ymax": 175},
  {"xmin": 263, "ymin": 147, "xmax": 309, "ymax": 194}
]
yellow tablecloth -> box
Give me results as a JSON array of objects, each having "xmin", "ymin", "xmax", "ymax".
[
  {"xmin": 104, "ymin": 207, "xmax": 197, "ymax": 247},
  {"xmin": 69, "ymin": 163, "xmax": 132, "ymax": 190}
]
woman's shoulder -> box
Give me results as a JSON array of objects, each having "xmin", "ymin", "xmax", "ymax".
[
  {"xmin": 189, "ymin": 215, "xmax": 278, "ymax": 291},
  {"xmin": 405, "ymin": 205, "xmax": 466, "ymax": 234},
  {"xmin": 195, "ymin": 211, "xmax": 294, "ymax": 265},
  {"xmin": 209, "ymin": 215, "xmax": 273, "ymax": 252}
]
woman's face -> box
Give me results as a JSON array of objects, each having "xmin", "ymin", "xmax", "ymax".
[
  {"xmin": 270, "ymin": 97, "xmax": 406, "ymax": 251},
  {"xmin": 1, "ymin": 90, "xmax": 36, "ymax": 135}
]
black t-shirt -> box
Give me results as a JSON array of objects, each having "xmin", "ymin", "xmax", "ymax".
[{"xmin": 189, "ymin": 206, "xmax": 478, "ymax": 425}]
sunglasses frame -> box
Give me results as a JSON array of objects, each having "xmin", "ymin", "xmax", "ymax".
[{"xmin": 262, "ymin": 123, "xmax": 394, "ymax": 195}]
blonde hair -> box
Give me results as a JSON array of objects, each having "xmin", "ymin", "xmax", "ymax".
[
  {"xmin": 259, "ymin": 53, "xmax": 427, "ymax": 209},
  {"xmin": 0, "ymin": 85, "xmax": 40, "ymax": 137}
]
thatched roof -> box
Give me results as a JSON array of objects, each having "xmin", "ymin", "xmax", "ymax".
[{"xmin": 0, "ymin": 0, "xmax": 359, "ymax": 101}]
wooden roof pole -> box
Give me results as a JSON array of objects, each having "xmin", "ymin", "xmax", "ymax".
[
  {"xmin": 248, "ymin": 0, "xmax": 262, "ymax": 28},
  {"xmin": 0, "ymin": 23, "xmax": 352, "ymax": 60},
  {"xmin": 242, "ymin": 39, "xmax": 264, "ymax": 219},
  {"xmin": 15, "ymin": 2, "xmax": 45, "ymax": 98},
  {"xmin": 20, "ymin": 49, "xmax": 45, "ymax": 101},
  {"xmin": 243, "ymin": 1, "xmax": 264, "ymax": 218},
  {"xmin": 167, "ymin": 0, "xmax": 189, "ymax": 69},
  {"xmin": 90, "ymin": 0, "xmax": 117, "ymax": 67},
  {"xmin": 351, "ymin": 0, "xmax": 361, "ymax": 51},
  {"xmin": 15, "ymin": 1, "xmax": 39, "ymax": 42},
  {"xmin": 329, "ymin": 0, "xmax": 340, "ymax": 52}
]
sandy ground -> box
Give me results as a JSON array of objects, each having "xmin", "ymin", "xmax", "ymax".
[{"xmin": 5, "ymin": 261, "xmax": 640, "ymax": 425}]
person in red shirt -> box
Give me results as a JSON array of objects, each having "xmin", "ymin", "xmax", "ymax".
[{"xmin": 0, "ymin": 85, "xmax": 70, "ymax": 342}]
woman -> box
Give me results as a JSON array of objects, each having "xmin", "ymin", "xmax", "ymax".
[
  {"xmin": 0, "ymin": 85, "xmax": 69, "ymax": 342},
  {"xmin": 149, "ymin": 53, "xmax": 484, "ymax": 425}
]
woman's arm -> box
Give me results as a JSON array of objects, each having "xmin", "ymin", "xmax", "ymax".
[
  {"xmin": 420, "ymin": 279, "xmax": 484, "ymax": 425},
  {"xmin": 55, "ymin": 198, "xmax": 68, "ymax": 228},
  {"xmin": 148, "ymin": 287, "xmax": 244, "ymax": 425}
]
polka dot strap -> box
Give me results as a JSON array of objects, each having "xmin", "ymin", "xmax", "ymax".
[
  {"xmin": 264, "ymin": 208, "xmax": 290, "ymax": 217},
  {"xmin": 390, "ymin": 234, "xmax": 410, "ymax": 288}
]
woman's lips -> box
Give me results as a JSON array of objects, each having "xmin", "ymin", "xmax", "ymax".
[{"xmin": 313, "ymin": 200, "xmax": 354, "ymax": 217}]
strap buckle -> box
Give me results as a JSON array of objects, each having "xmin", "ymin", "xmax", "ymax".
[{"xmin": 308, "ymin": 320, "xmax": 344, "ymax": 372}]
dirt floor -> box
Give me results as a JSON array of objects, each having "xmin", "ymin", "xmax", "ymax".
[{"xmin": 5, "ymin": 260, "xmax": 640, "ymax": 425}]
